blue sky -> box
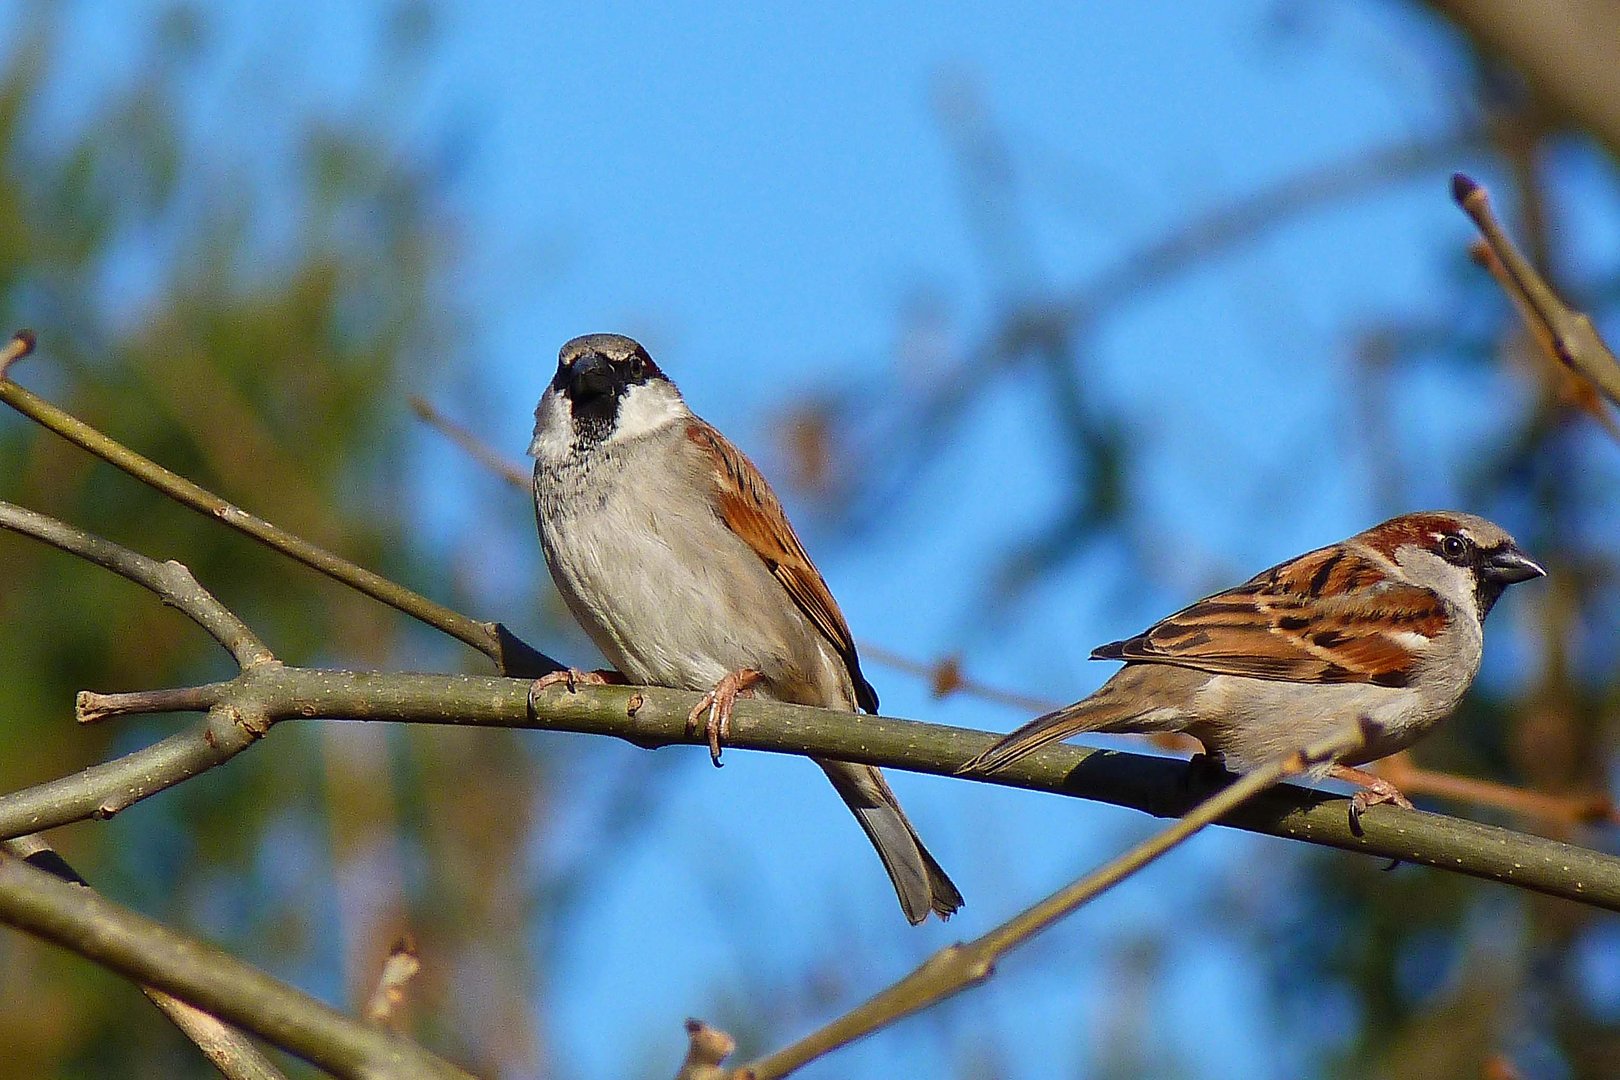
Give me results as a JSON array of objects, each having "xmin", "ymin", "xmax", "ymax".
[{"xmin": 31, "ymin": 2, "xmax": 1599, "ymax": 1077}]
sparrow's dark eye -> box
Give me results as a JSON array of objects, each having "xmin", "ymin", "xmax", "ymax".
[
  {"xmin": 1440, "ymin": 534, "xmax": 1469, "ymax": 563},
  {"xmin": 627, "ymin": 355, "xmax": 646, "ymax": 379}
]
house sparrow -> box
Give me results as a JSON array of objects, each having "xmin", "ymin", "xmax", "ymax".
[
  {"xmin": 529, "ymin": 333, "xmax": 962, "ymax": 923},
  {"xmin": 959, "ymin": 512, "xmax": 1544, "ymax": 822}
]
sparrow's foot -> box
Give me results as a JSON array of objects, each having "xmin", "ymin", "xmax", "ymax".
[
  {"xmin": 527, "ymin": 668, "xmax": 625, "ymax": 713},
  {"xmin": 685, "ymin": 668, "xmax": 763, "ymax": 768},
  {"xmin": 1330, "ymin": 763, "xmax": 1415, "ymax": 834}
]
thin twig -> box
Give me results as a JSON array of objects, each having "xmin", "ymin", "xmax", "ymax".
[
  {"xmin": 732, "ymin": 726, "xmax": 1365, "ymax": 1079},
  {"xmin": 0, "ymin": 850, "xmax": 473, "ymax": 1080},
  {"xmin": 854, "ymin": 644, "xmax": 1065, "ymax": 714},
  {"xmin": 1453, "ymin": 174, "xmax": 1620, "ymax": 412},
  {"xmin": 1467, "ymin": 237, "xmax": 1620, "ymax": 443},
  {"xmin": 0, "ymin": 335, "xmax": 557, "ymax": 677},
  {"xmin": 408, "ymin": 396, "xmax": 530, "ymax": 491},
  {"xmin": 364, "ymin": 936, "xmax": 422, "ymax": 1029},
  {"xmin": 78, "ymin": 685, "xmax": 225, "ymax": 725},
  {"xmin": 1377, "ymin": 751, "xmax": 1619, "ymax": 827},
  {"xmin": 0, "ymin": 836, "xmax": 289, "ymax": 1080}
]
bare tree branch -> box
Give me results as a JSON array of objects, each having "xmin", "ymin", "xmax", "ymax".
[
  {"xmin": 0, "ymin": 500, "xmax": 275, "ymax": 669},
  {"xmin": 9, "ymin": 664, "xmax": 1617, "ymax": 913},
  {"xmin": 408, "ymin": 396, "xmax": 531, "ymax": 491},
  {"xmin": 0, "ymin": 851, "xmax": 475, "ymax": 1080},
  {"xmin": 0, "ymin": 332, "xmax": 558, "ymax": 678},
  {"xmin": 0, "ymin": 836, "xmax": 290, "ymax": 1080},
  {"xmin": 0, "ymin": 706, "xmax": 265, "ymax": 834},
  {"xmin": 1377, "ymin": 751, "xmax": 1620, "ymax": 828},
  {"xmin": 732, "ymin": 725, "xmax": 1365, "ymax": 1079},
  {"xmin": 1453, "ymin": 173, "xmax": 1620, "ymax": 413}
]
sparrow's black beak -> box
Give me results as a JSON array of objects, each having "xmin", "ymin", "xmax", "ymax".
[
  {"xmin": 567, "ymin": 353, "xmax": 617, "ymax": 404},
  {"xmin": 1481, "ymin": 544, "xmax": 1545, "ymax": 586}
]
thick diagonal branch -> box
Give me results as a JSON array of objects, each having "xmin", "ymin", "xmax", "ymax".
[
  {"xmin": 1, "ymin": 836, "xmax": 288, "ymax": 1080},
  {"xmin": 0, "ymin": 851, "xmax": 475, "ymax": 1080}
]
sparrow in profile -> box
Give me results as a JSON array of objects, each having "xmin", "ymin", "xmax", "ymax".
[
  {"xmin": 529, "ymin": 333, "xmax": 962, "ymax": 923},
  {"xmin": 959, "ymin": 512, "xmax": 1544, "ymax": 821}
]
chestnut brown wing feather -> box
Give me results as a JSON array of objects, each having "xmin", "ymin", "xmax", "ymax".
[
  {"xmin": 685, "ymin": 421, "xmax": 880, "ymax": 711},
  {"xmin": 1092, "ymin": 546, "xmax": 1448, "ymax": 688}
]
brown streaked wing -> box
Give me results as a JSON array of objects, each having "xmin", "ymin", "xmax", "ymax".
[
  {"xmin": 685, "ymin": 421, "xmax": 880, "ymax": 711},
  {"xmin": 1091, "ymin": 545, "xmax": 1448, "ymax": 687}
]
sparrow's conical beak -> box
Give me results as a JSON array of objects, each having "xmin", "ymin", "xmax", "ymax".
[
  {"xmin": 1482, "ymin": 544, "xmax": 1545, "ymax": 586},
  {"xmin": 567, "ymin": 353, "xmax": 616, "ymax": 404}
]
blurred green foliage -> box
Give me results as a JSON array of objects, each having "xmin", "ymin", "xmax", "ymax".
[{"xmin": 0, "ymin": 8, "xmax": 549, "ymax": 1077}]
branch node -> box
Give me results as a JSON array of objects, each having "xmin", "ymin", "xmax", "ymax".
[
  {"xmin": 75, "ymin": 691, "xmax": 105, "ymax": 725},
  {"xmin": 230, "ymin": 706, "xmax": 271, "ymax": 739},
  {"xmin": 0, "ymin": 329, "xmax": 36, "ymax": 378},
  {"xmin": 676, "ymin": 1018, "xmax": 736, "ymax": 1080}
]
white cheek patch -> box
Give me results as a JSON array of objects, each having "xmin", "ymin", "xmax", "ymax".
[
  {"xmin": 606, "ymin": 381, "xmax": 690, "ymax": 445},
  {"xmin": 528, "ymin": 389, "xmax": 572, "ymax": 460}
]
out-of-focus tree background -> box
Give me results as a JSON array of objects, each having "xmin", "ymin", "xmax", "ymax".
[{"xmin": 0, "ymin": 2, "xmax": 1616, "ymax": 1078}]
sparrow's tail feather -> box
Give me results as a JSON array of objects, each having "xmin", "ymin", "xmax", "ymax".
[
  {"xmin": 955, "ymin": 689, "xmax": 1149, "ymax": 777},
  {"xmin": 817, "ymin": 759, "xmax": 964, "ymax": 924}
]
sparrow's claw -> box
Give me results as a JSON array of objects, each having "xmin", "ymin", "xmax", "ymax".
[
  {"xmin": 685, "ymin": 668, "xmax": 763, "ymax": 768},
  {"xmin": 528, "ymin": 668, "xmax": 625, "ymax": 713},
  {"xmin": 1331, "ymin": 763, "xmax": 1415, "ymax": 834}
]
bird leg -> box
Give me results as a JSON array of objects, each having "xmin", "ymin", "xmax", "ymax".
[
  {"xmin": 527, "ymin": 668, "xmax": 626, "ymax": 713},
  {"xmin": 686, "ymin": 668, "xmax": 763, "ymax": 768},
  {"xmin": 1330, "ymin": 763, "xmax": 1415, "ymax": 833}
]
